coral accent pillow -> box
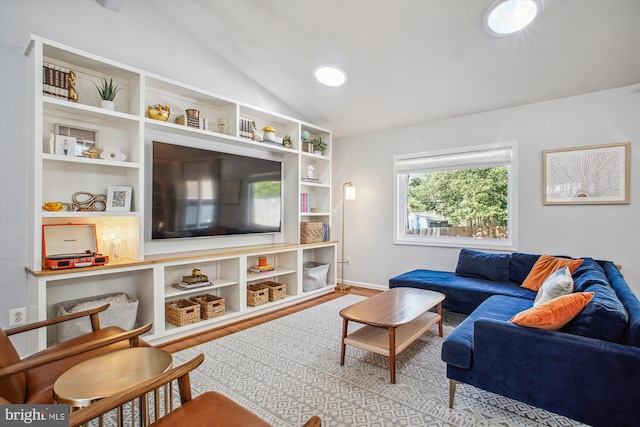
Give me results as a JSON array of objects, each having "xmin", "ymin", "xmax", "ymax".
[
  {"xmin": 510, "ymin": 292, "xmax": 594, "ymax": 330},
  {"xmin": 521, "ymin": 255, "xmax": 584, "ymax": 291}
]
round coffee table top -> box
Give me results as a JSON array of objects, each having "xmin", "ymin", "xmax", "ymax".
[{"xmin": 54, "ymin": 347, "xmax": 173, "ymax": 407}]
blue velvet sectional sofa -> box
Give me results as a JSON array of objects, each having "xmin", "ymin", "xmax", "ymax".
[{"xmin": 389, "ymin": 249, "xmax": 640, "ymax": 427}]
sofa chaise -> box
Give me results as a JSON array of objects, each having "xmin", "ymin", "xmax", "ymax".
[{"xmin": 389, "ymin": 249, "xmax": 640, "ymax": 427}]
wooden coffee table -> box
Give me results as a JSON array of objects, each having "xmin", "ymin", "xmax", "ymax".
[{"xmin": 339, "ymin": 288, "xmax": 445, "ymax": 383}]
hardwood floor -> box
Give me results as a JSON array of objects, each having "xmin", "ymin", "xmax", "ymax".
[{"xmin": 157, "ymin": 286, "xmax": 381, "ymax": 354}]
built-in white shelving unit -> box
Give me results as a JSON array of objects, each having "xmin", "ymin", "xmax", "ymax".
[{"xmin": 24, "ymin": 35, "xmax": 336, "ymax": 353}]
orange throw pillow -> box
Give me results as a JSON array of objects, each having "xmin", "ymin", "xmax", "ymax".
[
  {"xmin": 509, "ymin": 292, "xmax": 594, "ymax": 330},
  {"xmin": 521, "ymin": 255, "xmax": 584, "ymax": 291}
]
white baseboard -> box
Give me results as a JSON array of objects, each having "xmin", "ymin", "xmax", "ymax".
[{"xmin": 342, "ymin": 280, "xmax": 388, "ymax": 291}]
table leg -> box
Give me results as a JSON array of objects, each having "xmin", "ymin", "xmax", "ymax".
[
  {"xmin": 389, "ymin": 327, "xmax": 396, "ymax": 384},
  {"xmin": 437, "ymin": 302, "xmax": 443, "ymax": 337},
  {"xmin": 340, "ymin": 318, "xmax": 348, "ymax": 366}
]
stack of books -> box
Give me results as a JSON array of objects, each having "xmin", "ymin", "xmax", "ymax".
[
  {"xmin": 250, "ymin": 264, "xmax": 275, "ymax": 273},
  {"xmin": 300, "ymin": 192, "xmax": 310, "ymax": 212},
  {"xmin": 171, "ymin": 281, "xmax": 212, "ymax": 291},
  {"xmin": 176, "ymin": 115, "xmax": 208, "ymax": 130},
  {"xmin": 301, "ymin": 177, "xmax": 321, "ymax": 184},
  {"xmin": 42, "ymin": 62, "xmax": 70, "ymax": 99},
  {"xmin": 239, "ymin": 117, "xmax": 254, "ymax": 139}
]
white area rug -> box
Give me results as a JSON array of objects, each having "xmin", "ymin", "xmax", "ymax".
[{"xmin": 173, "ymin": 295, "xmax": 585, "ymax": 427}]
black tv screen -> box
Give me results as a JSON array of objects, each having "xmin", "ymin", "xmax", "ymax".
[{"xmin": 151, "ymin": 141, "xmax": 282, "ymax": 240}]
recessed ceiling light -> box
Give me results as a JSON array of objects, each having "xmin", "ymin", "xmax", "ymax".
[
  {"xmin": 484, "ymin": 0, "xmax": 542, "ymax": 37},
  {"xmin": 313, "ymin": 65, "xmax": 348, "ymax": 87}
]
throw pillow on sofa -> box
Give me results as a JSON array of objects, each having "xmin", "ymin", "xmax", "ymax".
[
  {"xmin": 534, "ymin": 266, "xmax": 574, "ymax": 306},
  {"xmin": 521, "ymin": 255, "xmax": 584, "ymax": 291},
  {"xmin": 455, "ymin": 248, "xmax": 510, "ymax": 282},
  {"xmin": 510, "ymin": 292, "xmax": 594, "ymax": 330}
]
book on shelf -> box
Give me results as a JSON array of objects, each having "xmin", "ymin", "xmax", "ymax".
[
  {"xmin": 250, "ymin": 264, "xmax": 275, "ymax": 273},
  {"xmin": 171, "ymin": 281, "xmax": 212, "ymax": 291},
  {"xmin": 301, "ymin": 177, "xmax": 321, "ymax": 184},
  {"xmin": 322, "ymin": 223, "xmax": 331, "ymax": 241},
  {"xmin": 300, "ymin": 192, "xmax": 310, "ymax": 212},
  {"xmin": 42, "ymin": 62, "xmax": 69, "ymax": 100}
]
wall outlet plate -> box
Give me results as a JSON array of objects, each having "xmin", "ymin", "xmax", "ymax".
[{"xmin": 9, "ymin": 307, "xmax": 26, "ymax": 326}]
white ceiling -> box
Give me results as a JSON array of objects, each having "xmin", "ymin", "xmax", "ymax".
[{"xmin": 144, "ymin": 0, "xmax": 640, "ymax": 138}]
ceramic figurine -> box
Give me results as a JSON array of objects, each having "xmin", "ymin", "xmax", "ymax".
[{"xmin": 68, "ymin": 70, "xmax": 78, "ymax": 102}]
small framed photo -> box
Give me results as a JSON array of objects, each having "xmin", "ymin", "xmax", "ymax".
[
  {"xmin": 54, "ymin": 123, "xmax": 98, "ymax": 157},
  {"xmin": 106, "ymin": 186, "xmax": 132, "ymax": 212}
]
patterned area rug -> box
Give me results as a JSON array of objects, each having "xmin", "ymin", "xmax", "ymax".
[{"xmin": 173, "ymin": 295, "xmax": 585, "ymax": 427}]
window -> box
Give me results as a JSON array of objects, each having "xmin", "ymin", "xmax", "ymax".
[{"xmin": 394, "ymin": 142, "xmax": 517, "ymax": 249}]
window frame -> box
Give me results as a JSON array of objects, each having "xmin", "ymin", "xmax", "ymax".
[{"xmin": 393, "ymin": 141, "xmax": 518, "ymax": 250}]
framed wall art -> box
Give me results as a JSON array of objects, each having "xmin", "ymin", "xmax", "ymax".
[
  {"xmin": 543, "ymin": 142, "xmax": 630, "ymax": 205},
  {"xmin": 106, "ymin": 186, "xmax": 132, "ymax": 211}
]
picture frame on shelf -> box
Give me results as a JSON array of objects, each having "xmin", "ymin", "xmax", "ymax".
[
  {"xmin": 54, "ymin": 123, "xmax": 98, "ymax": 157},
  {"xmin": 106, "ymin": 186, "xmax": 132, "ymax": 211},
  {"xmin": 543, "ymin": 142, "xmax": 630, "ymax": 205}
]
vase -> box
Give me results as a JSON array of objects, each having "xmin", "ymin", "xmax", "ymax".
[{"xmin": 101, "ymin": 100, "xmax": 116, "ymax": 111}]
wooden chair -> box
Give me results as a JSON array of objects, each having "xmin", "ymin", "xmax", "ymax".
[
  {"xmin": 69, "ymin": 353, "xmax": 322, "ymax": 427},
  {"xmin": 0, "ymin": 304, "xmax": 152, "ymax": 404}
]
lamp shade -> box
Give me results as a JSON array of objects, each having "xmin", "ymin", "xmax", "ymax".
[{"xmin": 345, "ymin": 186, "xmax": 356, "ymax": 200}]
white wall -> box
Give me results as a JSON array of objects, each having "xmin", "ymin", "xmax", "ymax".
[
  {"xmin": 333, "ymin": 85, "xmax": 640, "ymax": 296},
  {"xmin": 0, "ymin": 0, "xmax": 303, "ymax": 332}
]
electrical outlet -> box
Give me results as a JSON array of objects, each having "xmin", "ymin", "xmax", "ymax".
[{"xmin": 9, "ymin": 307, "xmax": 26, "ymax": 327}]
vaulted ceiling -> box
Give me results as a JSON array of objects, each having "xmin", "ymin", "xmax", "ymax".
[{"xmin": 145, "ymin": 0, "xmax": 640, "ymax": 138}]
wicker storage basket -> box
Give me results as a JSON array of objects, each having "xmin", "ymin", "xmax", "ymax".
[
  {"xmin": 165, "ymin": 299, "xmax": 201, "ymax": 327},
  {"xmin": 300, "ymin": 222, "xmax": 323, "ymax": 244},
  {"xmin": 258, "ymin": 281, "xmax": 287, "ymax": 301},
  {"xmin": 247, "ymin": 284, "xmax": 269, "ymax": 307},
  {"xmin": 190, "ymin": 294, "xmax": 225, "ymax": 319}
]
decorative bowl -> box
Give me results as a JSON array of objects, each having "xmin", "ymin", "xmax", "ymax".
[{"xmin": 147, "ymin": 106, "xmax": 170, "ymax": 121}]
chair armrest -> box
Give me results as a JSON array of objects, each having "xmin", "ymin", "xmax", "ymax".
[
  {"xmin": 4, "ymin": 304, "xmax": 110, "ymax": 336},
  {"xmin": 68, "ymin": 353, "xmax": 204, "ymax": 427},
  {"xmin": 0, "ymin": 323, "xmax": 152, "ymax": 379}
]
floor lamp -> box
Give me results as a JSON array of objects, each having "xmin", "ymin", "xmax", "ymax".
[{"xmin": 338, "ymin": 181, "xmax": 356, "ymax": 290}]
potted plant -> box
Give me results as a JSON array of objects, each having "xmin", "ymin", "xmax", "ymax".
[
  {"xmin": 94, "ymin": 77, "xmax": 121, "ymax": 110},
  {"xmin": 310, "ymin": 137, "xmax": 327, "ymax": 155}
]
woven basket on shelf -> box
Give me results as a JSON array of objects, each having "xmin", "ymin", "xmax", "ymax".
[
  {"xmin": 300, "ymin": 221, "xmax": 322, "ymax": 244},
  {"xmin": 247, "ymin": 284, "xmax": 269, "ymax": 307},
  {"xmin": 258, "ymin": 281, "xmax": 287, "ymax": 301},
  {"xmin": 190, "ymin": 294, "xmax": 225, "ymax": 319},
  {"xmin": 165, "ymin": 299, "xmax": 201, "ymax": 327}
]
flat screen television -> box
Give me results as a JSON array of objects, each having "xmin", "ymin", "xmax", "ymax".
[{"xmin": 151, "ymin": 141, "xmax": 282, "ymax": 240}]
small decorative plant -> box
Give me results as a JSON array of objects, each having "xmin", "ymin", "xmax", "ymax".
[
  {"xmin": 94, "ymin": 77, "xmax": 121, "ymax": 101},
  {"xmin": 310, "ymin": 137, "xmax": 327, "ymax": 154}
]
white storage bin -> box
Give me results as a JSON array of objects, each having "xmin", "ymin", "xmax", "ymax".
[
  {"xmin": 303, "ymin": 261, "xmax": 329, "ymax": 292},
  {"xmin": 55, "ymin": 292, "xmax": 138, "ymax": 343}
]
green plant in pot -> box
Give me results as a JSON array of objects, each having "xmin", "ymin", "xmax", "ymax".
[
  {"xmin": 310, "ymin": 137, "xmax": 327, "ymax": 155},
  {"xmin": 94, "ymin": 77, "xmax": 121, "ymax": 110}
]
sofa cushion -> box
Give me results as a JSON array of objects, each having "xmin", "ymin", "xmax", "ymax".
[
  {"xmin": 534, "ymin": 266, "xmax": 574, "ymax": 306},
  {"xmin": 572, "ymin": 258, "xmax": 610, "ymax": 292},
  {"xmin": 455, "ymin": 248, "xmax": 510, "ymax": 282},
  {"xmin": 510, "ymin": 292, "xmax": 593, "ymax": 330},
  {"xmin": 521, "ymin": 255, "xmax": 584, "ymax": 291},
  {"xmin": 509, "ymin": 252, "xmax": 540, "ymax": 284},
  {"xmin": 389, "ymin": 269, "xmax": 535, "ymax": 315},
  {"xmin": 442, "ymin": 295, "xmax": 531, "ymax": 369},
  {"xmin": 602, "ymin": 261, "xmax": 640, "ymax": 346},
  {"xmin": 562, "ymin": 282, "xmax": 629, "ymax": 342}
]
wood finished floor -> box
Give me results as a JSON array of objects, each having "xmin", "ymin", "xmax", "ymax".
[{"xmin": 157, "ymin": 287, "xmax": 381, "ymax": 354}]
